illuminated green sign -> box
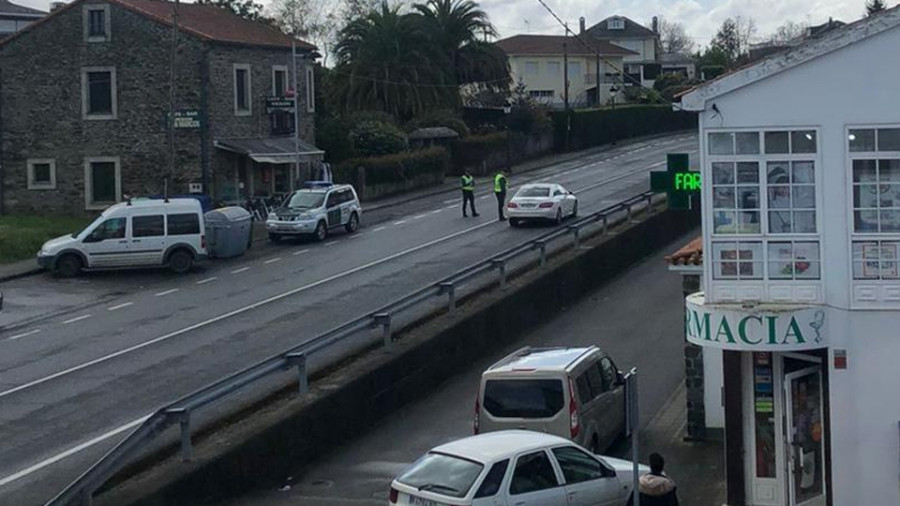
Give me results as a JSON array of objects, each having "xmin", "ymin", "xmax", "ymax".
[{"xmin": 650, "ymin": 153, "xmax": 700, "ymax": 210}]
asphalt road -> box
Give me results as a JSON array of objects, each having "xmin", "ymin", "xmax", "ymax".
[
  {"xmin": 219, "ymin": 228, "xmax": 695, "ymax": 506},
  {"xmin": 0, "ymin": 133, "xmax": 698, "ymax": 506}
]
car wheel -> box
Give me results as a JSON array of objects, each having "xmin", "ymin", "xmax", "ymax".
[
  {"xmin": 314, "ymin": 220, "xmax": 328, "ymax": 242},
  {"xmin": 571, "ymin": 201, "xmax": 578, "ymax": 219},
  {"xmin": 169, "ymin": 249, "xmax": 194, "ymax": 274},
  {"xmin": 555, "ymin": 208, "xmax": 563, "ymax": 225},
  {"xmin": 269, "ymin": 233, "xmax": 282, "ymax": 243},
  {"xmin": 345, "ymin": 212, "xmax": 359, "ymax": 233},
  {"xmin": 56, "ymin": 254, "xmax": 82, "ymax": 278}
]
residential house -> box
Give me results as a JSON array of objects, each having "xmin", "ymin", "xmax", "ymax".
[
  {"xmin": 495, "ymin": 34, "xmax": 636, "ymax": 109},
  {"xmin": 583, "ymin": 15, "xmax": 660, "ymax": 88},
  {"xmin": 0, "ymin": 0, "xmax": 45, "ymax": 36},
  {"xmin": 0, "ymin": 0, "xmax": 321, "ymax": 215},
  {"xmin": 749, "ymin": 17, "xmax": 846, "ymax": 63},
  {"xmin": 660, "ymin": 52, "xmax": 696, "ymax": 80},
  {"xmin": 679, "ymin": 6, "xmax": 900, "ymax": 505}
]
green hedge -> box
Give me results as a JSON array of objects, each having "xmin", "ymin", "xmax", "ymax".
[
  {"xmin": 334, "ymin": 147, "xmax": 449, "ymax": 187},
  {"xmin": 450, "ymin": 132, "xmax": 509, "ymax": 175},
  {"xmin": 551, "ymin": 105, "xmax": 698, "ymax": 152}
]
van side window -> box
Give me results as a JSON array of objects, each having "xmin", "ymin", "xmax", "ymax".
[
  {"xmin": 510, "ymin": 451, "xmax": 559, "ymax": 495},
  {"xmin": 575, "ymin": 374, "xmax": 593, "ymax": 404},
  {"xmin": 599, "ymin": 357, "xmax": 617, "ymax": 390},
  {"xmin": 342, "ymin": 189, "xmax": 354, "ymax": 203},
  {"xmin": 168, "ymin": 213, "xmax": 200, "ymax": 235},
  {"xmin": 88, "ymin": 218, "xmax": 126, "ymax": 241},
  {"xmin": 326, "ymin": 192, "xmax": 340, "ymax": 208},
  {"xmin": 474, "ymin": 459, "xmax": 509, "ymax": 498},
  {"xmin": 133, "ymin": 215, "xmax": 164, "ymax": 237},
  {"xmin": 586, "ymin": 363, "xmax": 606, "ymax": 396}
]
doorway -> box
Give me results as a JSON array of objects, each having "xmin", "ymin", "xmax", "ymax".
[{"xmin": 783, "ymin": 358, "xmax": 826, "ymax": 506}]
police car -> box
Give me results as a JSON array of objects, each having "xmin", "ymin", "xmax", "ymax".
[{"xmin": 266, "ymin": 183, "xmax": 362, "ymax": 242}]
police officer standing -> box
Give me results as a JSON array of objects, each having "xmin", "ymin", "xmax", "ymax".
[
  {"xmin": 494, "ymin": 168, "xmax": 508, "ymax": 221},
  {"xmin": 461, "ymin": 169, "xmax": 478, "ymax": 217}
]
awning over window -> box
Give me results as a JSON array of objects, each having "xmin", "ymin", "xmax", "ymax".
[{"xmin": 214, "ymin": 137, "xmax": 324, "ymax": 164}]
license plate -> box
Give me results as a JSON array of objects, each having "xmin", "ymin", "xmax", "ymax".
[
  {"xmin": 279, "ymin": 227, "xmax": 294, "ymax": 232},
  {"xmin": 521, "ymin": 203, "xmax": 536, "ymax": 208},
  {"xmin": 406, "ymin": 494, "xmax": 440, "ymax": 506}
]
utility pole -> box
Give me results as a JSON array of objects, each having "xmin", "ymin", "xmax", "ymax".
[
  {"xmin": 595, "ymin": 53, "xmax": 601, "ymax": 107},
  {"xmin": 292, "ymin": 39, "xmax": 301, "ymax": 184},
  {"xmin": 563, "ymin": 24, "xmax": 570, "ymax": 151},
  {"xmin": 168, "ymin": 0, "xmax": 179, "ymax": 198}
]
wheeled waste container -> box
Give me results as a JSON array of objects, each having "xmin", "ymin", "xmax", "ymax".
[{"xmin": 204, "ymin": 207, "xmax": 252, "ymax": 258}]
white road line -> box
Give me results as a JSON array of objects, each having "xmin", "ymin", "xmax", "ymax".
[
  {"xmin": 351, "ymin": 234, "xmax": 364, "ymax": 239},
  {"xmin": 0, "ymin": 413, "xmax": 152, "ymax": 487},
  {"xmin": 263, "ymin": 257, "xmax": 282, "ymax": 264},
  {"xmin": 479, "ymin": 195, "xmax": 490, "ymax": 200},
  {"xmin": 107, "ymin": 302, "xmax": 134, "ymax": 311},
  {"xmin": 392, "ymin": 220, "xmax": 407, "ymax": 225},
  {"xmin": 154, "ymin": 289, "xmax": 179, "ymax": 297},
  {"xmin": 62, "ymin": 314, "xmax": 92, "ymax": 325},
  {"xmin": 324, "ymin": 240, "xmax": 338, "ymax": 246},
  {"xmin": 442, "ymin": 198, "xmax": 456, "ymax": 204},
  {"xmin": 292, "ymin": 249, "xmax": 310, "ymax": 255},
  {"xmin": 444, "ymin": 205, "xmax": 456, "ymax": 210},
  {"xmin": 412, "ymin": 214, "xmax": 427, "ymax": 220},
  {"xmin": 373, "ymin": 226, "xmax": 386, "ymax": 232},
  {"xmin": 430, "ymin": 209, "xmax": 442, "ymax": 214},
  {"xmin": 196, "ymin": 277, "xmax": 218, "ymax": 285},
  {"xmin": 0, "ymin": 219, "xmax": 496, "ymax": 401},
  {"xmin": 7, "ymin": 329, "xmax": 41, "ymax": 341},
  {"xmin": 230, "ymin": 267, "xmax": 250, "ymax": 274}
]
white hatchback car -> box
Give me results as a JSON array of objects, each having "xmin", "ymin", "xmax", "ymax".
[
  {"xmin": 389, "ymin": 431, "xmax": 647, "ymax": 506},
  {"xmin": 506, "ymin": 184, "xmax": 578, "ymax": 227}
]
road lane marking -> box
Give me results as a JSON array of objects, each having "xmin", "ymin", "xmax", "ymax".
[
  {"xmin": 62, "ymin": 314, "xmax": 92, "ymax": 325},
  {"xmin": 7, "ymin": 329, "xmax": 41, "ymax": 341},
  {"xmin": 155, "ymin": 289, "xmax": 179, "ymax": 297},
  {"xmin": 0, "ymin": 219, "xmax": 497, "ymax": 401},
  {"xmin": 0, "ymin": 413, "xmax": 152, "ymax": 487},
  {"xmin": 412, "ymin": 214, "xmax": 427, "ymax": 220},
  {"xmin": 392, "ymin": 220, "xmax": 407, "ymax": 225},
  {"xmin": 230, "ymin": 267, "xmax": 250, "ymax": 274},
  {"xmin": 351, "ymin": 234, "xmax": 364, "ymax": 239},
  {"xmin": 372, "ymin": 226, "xmax": 386, "ymax": 232},
  {"xmin": 442, "ymin": 198, "xmax": 456, "ymax": 204},
  {"xmin": 479, "ymin": 195, "xmax": 490, "ymax": 200},
  {"xmin": 107, "ymin": 302, "xmax": 133, "ymax": 311},
  {"xmin": 430, "ymin": 209, "xmax": 442, "ymax": 214},
  {"xmin": 196, "ymin": 277, "xmax": 218, "ymax": 285},
  {"xmin": 324, "ymin": 240, "xmax": 338, "ymax": 246},
  {"xmin": 263, "ymin": 258, "xmax": 282, "ymax": 264},
  {"xmin": 444, "ymin": 205, "xmax": 456, "ymax": 210},
  {"xmin": 292, "ymin": 249, "xmax": 310, "ymax": 255}
]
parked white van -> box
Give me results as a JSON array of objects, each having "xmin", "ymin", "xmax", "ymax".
[{"xmin": 37, "ymin": 198, "xmax": 207, "ymax": 277}]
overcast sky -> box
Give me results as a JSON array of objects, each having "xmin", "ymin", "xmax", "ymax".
[{"xmin": 16, "ymin": 0, "xmax": 870, "ymax": 49}]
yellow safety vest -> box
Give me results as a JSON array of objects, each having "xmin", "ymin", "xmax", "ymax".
[
  {"xmin": 461, "ymin": 175, "xmax": 474, "ymax": 191},
  {"xmin": 494, "ymin": 173, "xmax": 507, "ymax": 193}
]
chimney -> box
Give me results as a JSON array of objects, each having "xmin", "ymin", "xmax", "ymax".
[
  {"xmin": 652, "ymin": 16, "xmax": 659, "ymax": 34},
  {"xmin": 50, "ymin": 1, "xmax": 66, "ymax": 11},
  {"xmin": 579, "ymin": 17, "xmax": 585, "ymax": 34}
]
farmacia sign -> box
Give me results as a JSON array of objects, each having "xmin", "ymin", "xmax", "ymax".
[{"xmin": 685, "ymin": 293, "xmax": 826, "ymax": 351}]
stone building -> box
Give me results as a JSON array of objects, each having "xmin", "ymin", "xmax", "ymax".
[{"xmin": 0, "ymin": 0, "xmax": 321, "ymax": 214}]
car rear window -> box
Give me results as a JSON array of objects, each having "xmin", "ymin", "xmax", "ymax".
[
  {"xmin": 483, "ymin": 379, "xmax": 565, "ymax": 418},
  {"xmin": 397, "ymin": 452, "xmax": 484, "ymax": 498},
  {"xmin": 167, "ymin": 213, "xmax": 200, "ymax": 235},
  {"xmin": 518, "ymin": 187, "xmax": 551, "ymax": 197}
]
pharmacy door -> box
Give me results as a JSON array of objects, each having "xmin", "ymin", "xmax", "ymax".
[{"xmin": 784, "ymin": 366, "xmax": 825, "ymax": 506}]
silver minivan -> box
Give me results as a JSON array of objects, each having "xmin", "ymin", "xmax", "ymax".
[{"xmin": 475, "ymin": 346, "xmax": 626, "ymax": 454}]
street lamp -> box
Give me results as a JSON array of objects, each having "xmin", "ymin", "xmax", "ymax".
[
  {"xmin": 503, "ymin": 103, "xmax": 512, "ymax": 171},
  {"xmin": 609, "ymin": 84, "xmax": 619, "ymax": 109}
]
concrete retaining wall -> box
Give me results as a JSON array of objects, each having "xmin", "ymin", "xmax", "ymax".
[{"xmin": 97, "ymin": 206, "xmax": 699, "ymax": 506}]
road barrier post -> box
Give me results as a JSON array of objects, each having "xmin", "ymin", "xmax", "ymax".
[
  {"xmin": 568, "ymin": 225, "xmax": 580, "ymax": 249},
  {"xmin": 491, "ymin": 259, "xmax": 506, "ymax": 289},
  {"xmin": 166, "ymin": 408, "xmax": 193, "ymax": 462},
  {"xmin": 626, "ymin": 203, "xmax": 633, "ymax": 223},
  {"xmin": 374, "ymin": 313, "xmax": 392, "ymax": 350},
  {"xmin": 535, "ymin": 240, "xmax": 547, "ymax": 267},
  {"xmin": 286, "ymin": 352, "xmax": 308, "ymax": 395},
  {"xmin": 439, "ymin": 282, "xmax": 456, "ymax": 314},
  {"xmin": 602, "ymin": 214, "xmax": 608, "ymax": 235}
]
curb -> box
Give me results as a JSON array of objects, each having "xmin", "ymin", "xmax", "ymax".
[{"xmin": 0, "ymin": 264, "xmax": 44, "ymax": 284}]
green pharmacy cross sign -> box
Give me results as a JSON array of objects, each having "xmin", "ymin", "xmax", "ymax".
[{"xmin": 650, "ymin": 153, "xmax": 700, "ymax": 210}]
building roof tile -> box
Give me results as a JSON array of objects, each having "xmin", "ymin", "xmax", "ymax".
[
  {"xmin": 665, "ymin": 236, "xmax": 703, "ymax": 266},
  {"xmin": 585, "ymin": 16, "xmax": 656, "ymax": 39}
]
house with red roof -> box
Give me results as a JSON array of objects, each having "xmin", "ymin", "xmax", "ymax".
[{"xmin": 0, "ymin": 0, "xmax": 321, "ymax": 214}]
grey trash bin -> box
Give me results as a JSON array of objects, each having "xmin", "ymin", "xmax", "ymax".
[{"xmin": 204, "ymin": 207, "xmax": 252, "ymax": 258}]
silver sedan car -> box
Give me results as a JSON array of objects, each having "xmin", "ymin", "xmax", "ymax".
[{"xmin": 506, "ymin": 183, "xmax": 578, "ymax": 227}]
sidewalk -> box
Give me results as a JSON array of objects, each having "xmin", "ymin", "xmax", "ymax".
[{"xmin": 639, "ymin": 383, "xmax": 726, "ymax": 506}]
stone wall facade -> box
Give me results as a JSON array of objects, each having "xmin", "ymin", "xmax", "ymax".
[
  {"xmin": 681, "ymin": 272, "xmax": 707, "ymax": 440},
  {"xmin": 0, "ymin": 0, "xmax": 316, "ymax": 214}
]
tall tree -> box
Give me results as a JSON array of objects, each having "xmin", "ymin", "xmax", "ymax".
[
  {"xmin": 866, "ymin": 0, "xmax": 886, "ymax": 15},
  {"xmin": 710, "ymin": 16, "xmax": 756, "ymax": 65},
  {"xmin": 658, "ymin": 18, "xmax": 695, "ymax": 54},
  {"xmin": 270, "ymin": 0, "xmax": 340, "ymax": 65},
  {"xmin": 195, "ymin": 0, "xmax": 266, "ymax": 21}
]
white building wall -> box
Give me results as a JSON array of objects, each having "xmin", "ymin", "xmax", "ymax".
[
  {"xmin": 703, "ymin": 346, "xmax": 725, "ymax": 428},
  {"xmin": 694, "ymin": 24, "xmax": 900, "ymax": 505},
  {"xmin": 508, "ymin": 55, "xmax": 624, "ymax": 108}
]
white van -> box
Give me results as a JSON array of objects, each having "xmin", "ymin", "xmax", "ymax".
[{"xmin": 37, "ymin": 198, "xmax": 207, "ymax": 277}]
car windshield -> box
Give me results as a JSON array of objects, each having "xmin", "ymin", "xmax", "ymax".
[
  {"xmin": 483, "ymin": 379, "xmax": 565, "ymax": 418},
  {"xmin": 397, "ymin": 452, "xmax": 484, "ymax": 498},
  {"xmin": 517, "ymin": 187, "xmax": 551, "ymax": 198},
  {"xmin": 285, "ymin": 192, "xmax": 325, "ymax": 209},
  {"xmin": 73, "ymin": 215, "xmax": 104, "ymax": 238}
]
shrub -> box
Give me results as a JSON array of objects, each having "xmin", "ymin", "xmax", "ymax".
[
  {"xmin": 406, "ymin": 110, "xmax": 471, "ymax": 138},
  {"xmin": 551, "ymin": 105, "xmax": 698, "ymax": 152},
  {"xmin": 451, "ymin": 132, "xmax": 508, "ymax": 174},
  {"xmin": 348, "ymin": 120, "xmax": 409, "ymax": 157},
  {"xmin": 333, "ymin": 147, "xmax": 449, "ymax": 187}
]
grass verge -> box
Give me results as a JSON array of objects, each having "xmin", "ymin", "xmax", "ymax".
[{"xmin": 0, "ymin": 215, "xmax": 93, "ymax": 264}]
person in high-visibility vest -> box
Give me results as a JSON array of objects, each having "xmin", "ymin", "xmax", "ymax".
[
  {"xmin": 460, "ymin": 169, "xmax": 478, "ymax": 217},
  {"xmin": 494, "ymin": 169, "xmax": 508, "ymax": 221}
]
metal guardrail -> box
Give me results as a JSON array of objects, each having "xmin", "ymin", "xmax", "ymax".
[{"xmin": 47, "ymin": 190, "xmax": 660, "ymax": 506}]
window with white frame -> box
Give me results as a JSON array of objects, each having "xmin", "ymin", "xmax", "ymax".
[
  {"xmin": 81, "ymin": 67, "xmax": 116, "ymax": 119},
  {"xmin": 708, "ymin": 130, "xmax": 820, "ymax": 280},
  {"xmin": 306, "ymin": 66, "xmax": 315, "ymax": 113},
  {"xmin": 272, "ymin": 65, "xmax": 287, "ymax": 96},
  {"xmin": 83, "ymin": 4, "xmax": 110, "ymax": 42},
  {"xmin": 84, "ymin": 157, "xmax": 120, "ymax": 209},
  {"xmin": 852, "ymin": 240, "xmax": 899, "ymax": 280},
  {"xmin": 607, "ymin": 17, "xmax": 624, "ymax": 30},
  {"xmin": 234, "ymin": 64, "xmax": 251, "ymax": 116},
  {"xmin": 27, "ymin": 159, "xmax": 56, "ymax": 190}
]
